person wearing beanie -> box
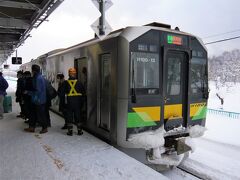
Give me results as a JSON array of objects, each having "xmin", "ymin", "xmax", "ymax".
[
  {"xmin": 24, "ymin": 64, "xmax": 48, "ymax": 134},
  {"xmin": 60, "ymin": 68, "xmax": 85, "ymax": 136},
  {"xmin": 0, "ymin": 72, "xmax": 8, "ymax": 119}
]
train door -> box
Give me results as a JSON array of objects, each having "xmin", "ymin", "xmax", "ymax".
[
  {"xmin": 99, "ymin": 53, "xmax": 111, "ymax": 131},
  {"xmin": 163, "ymin": 50, "xmax": 188, "ymax": 130},
  {"xmin": 74, "ymin": 57, "xmax": 87, "ymax": 121}
]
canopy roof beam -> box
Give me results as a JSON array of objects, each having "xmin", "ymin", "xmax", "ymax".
[
  {"xmin": 0, "ymin": 17, "xmax": 30, "ymax": 30},
  {"xmin": 0, "ymin": 1, "xmax": 40, "ymax": 10}
]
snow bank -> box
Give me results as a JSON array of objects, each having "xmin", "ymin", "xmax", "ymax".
[
  {"xmin": 128, "ymin": 126, "xmax": 165, "ymax": 150},
  {"xmin": 0, "ymin": 113, "xmax": 168, "ymax": 180},
  {"xmin": 164, "ymin": 126, "xmax": 186, "ymax": 137},
  {"xmin": 205, "ymin": 113, "xmax": 240, "ymax": 147},
  {"xmin": 148, "ymin": 153, "xmax": 184, "ymax": 166},
  {"xmin": 188, "ymin": 125, "xmax": 207, "ymax": 138},
  {"xmin": 208, "ymin": 81, "xmax": 240, "ymax": 112}
]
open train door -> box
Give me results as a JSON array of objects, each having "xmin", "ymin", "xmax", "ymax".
[{"xmin": 163, "ymin": 50, "xmax": 189, "ymax": 130}]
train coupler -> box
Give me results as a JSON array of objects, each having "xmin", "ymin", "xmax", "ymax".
[{"xmin": 175, "ymin": 139, "xmax": 192, "ymax": 155}]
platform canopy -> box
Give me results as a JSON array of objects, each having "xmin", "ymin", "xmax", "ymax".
[{"xmin": 0, "ymin": 0, "xmax": 64, "ymax": 65}]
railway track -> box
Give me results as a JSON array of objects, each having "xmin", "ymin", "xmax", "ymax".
[{"xmin": 177, "ymin": 165, "xmax": 209, "ymax": 180}]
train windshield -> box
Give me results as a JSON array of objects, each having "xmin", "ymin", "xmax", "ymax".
[
  {"xmin": 131, "ymin": 52, "xmax": 159, "ymax": 94},
  {"xmin": 190, "ymin": 58, "xmax": 207, "ymax": 97},
  {"xmin": 167, "ymin": 57, "xmax": 181, "ymax": 96}
]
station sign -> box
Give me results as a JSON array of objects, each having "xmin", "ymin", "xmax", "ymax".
[
  {"xmin": 91, "ymin": 0, "xmax": 113, "ymax": 40},
  {"xmin": 12, "ymin": 57, "xmax": 22, "ymax": 64}
]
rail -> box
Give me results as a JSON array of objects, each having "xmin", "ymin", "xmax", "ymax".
[
  {"xmin": 177, "ymin": 166, "xmax": 205, "ymax": 179},
  {"xmin": 207, "ymin": 108, "xmax": 240, "ymax": 119}
]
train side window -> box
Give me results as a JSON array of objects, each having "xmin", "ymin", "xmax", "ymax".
[
  {"xmin": 190, "ymin": 58, "xmax": 207, "ymax": 96},
  {"xmin": 131, "ymin": 52, "xmax": 159, "ymax": 95}
]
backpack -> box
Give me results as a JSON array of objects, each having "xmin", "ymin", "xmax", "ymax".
[{"xmin": 45, "ymin": 79, "xmax": 57, "ymax": 100}]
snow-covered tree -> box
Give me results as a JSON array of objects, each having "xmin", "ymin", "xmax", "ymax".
[{"xmin": 209, "ymin": 49, "xmax": 240, "ymax": 85}]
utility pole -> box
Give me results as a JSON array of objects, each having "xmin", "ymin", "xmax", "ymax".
[
  {"xmin": 91, "ymin": 0, "xmax": 113, "ymax": 40},
  {"xmin": 99, "ymin": 0, "xmax": 105, "ymax": 36}
]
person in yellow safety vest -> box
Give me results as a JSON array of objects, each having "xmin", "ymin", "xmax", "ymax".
[{"xmin": 62, "ymin": 67, "xmax": 85, "ymax": 136}]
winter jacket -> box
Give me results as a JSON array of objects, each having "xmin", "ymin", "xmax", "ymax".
[
  {"xmin": 45, "ymin": 79, "xmax": 57, "ymax": 107},
  {"xmin": 57, "ymin": 81, "xmax": 66, "ymax": 112},
  {"xmin": 0, "ymin": 75, "xmax": 8, "ymax": 96},
  {"xmin": 23, "ymin": 76, "xmax": 34, "ymax": 104},
  {"xmin": 15, "ymin": 77, "xmax": 24, "ymax": 102},
  {"xmin": 27, "ymin": 73, "xmax": 46, "ymax": 105},
  {"xmin": 61, "ymin": 77, "xmax": 85, "ymax": 109}
]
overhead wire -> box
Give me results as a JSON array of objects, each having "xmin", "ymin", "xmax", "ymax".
[
  {"xmin": 204, "ymin": 35, "xmax": 240, "ymax": 45},
  {"xmin": 203, "ymin": 29, "xmax": 240, "ymax": 39}
]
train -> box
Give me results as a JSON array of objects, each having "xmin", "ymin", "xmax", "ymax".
[{"xmin": 20, "ymin": 22, "xmax": 208, "ymax": 166}]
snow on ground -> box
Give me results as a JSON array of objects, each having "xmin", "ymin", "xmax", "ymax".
[
  {"xmin": 182, "ymin": 81, "xmax": 240, "ymax": 179},
  {"xmin": 204, "ymin": 81, "xmax": 240, "ymax": 146},
  {"xmin": 204, "ymin": 113, "xmax": 240, "ymax": 147},
  {"xmin": 208, "ymin": 81, "xmax": 240, "ymax": 112},
  {"xmin": 182, "ymin": 138, "xmax": 240, "ymax": 180},
  {"xmin": 3, "ymin": 79, "xmax": 240, "ymax": 180},
  {"xmin": 0, "ymin": 80, "xmax": 168, "ymax": 180}
]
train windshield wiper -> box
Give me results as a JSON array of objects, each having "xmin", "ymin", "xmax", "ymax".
[
  {"xmin": 131, "ymin": 58, "xmax": 137, "ymax": 103},
  {"xmin": 202, "ymin": 73, "xmax": 209, "ymax": 99}
]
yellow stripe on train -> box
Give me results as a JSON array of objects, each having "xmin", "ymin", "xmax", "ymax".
[
  {"xmin": 133, "ymin": 106, "xmax": 160, "ymax": 121},
  {"xmin": 190, "ymin": 102, "xmax": 207, "ymax": 117},
  {"xmin": 164, "ymin": 104, "xmax": 182, "ymax": 120}
]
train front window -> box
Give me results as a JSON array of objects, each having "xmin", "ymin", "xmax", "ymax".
[
  {"xmin": 167, "ymin": 57, "xmax": 181, "ymax": 96},
  {"xmin": 190, "ymin": 58, "xmax": 207, "ymax": 96},
  {"xmin": 131, "ymin": 52, "xmax": 159, "ymax": 94}
]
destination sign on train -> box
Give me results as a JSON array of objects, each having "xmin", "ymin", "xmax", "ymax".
[{"xmin": 167, "ymin": 35, "xmax": 182, "ymax": 45}]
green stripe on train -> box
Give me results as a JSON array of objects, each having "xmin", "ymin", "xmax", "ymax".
[
  {"xmin": 192, "ymin": 106, "xmax": 207, "ymax": 120},
  {"xmin": 127, "ymin": 112, "xmax": 157, "ymax": 128}
]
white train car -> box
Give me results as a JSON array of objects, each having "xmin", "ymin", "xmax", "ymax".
[{"xmin": 21, "ymin": 23, "xmax": 208, "ymax": 166}]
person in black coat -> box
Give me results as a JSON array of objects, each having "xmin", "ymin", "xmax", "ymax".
[
  {"xmin": 16, "ymin": 71, "xmax": 25, "ymax": 118},
  {"xmin": 45, "ymin": 79, "xmax": 56, "ymax": 127},
  {"xmin": 0, "ymin": 72, "xmax": 8, "ymax": 119},
  {"xmin": 57, "ymin": 73, "xmax": 68, "ymax": 129},
  {"xmin": 22, "ymin": 71, "xmax": 34, "ymax": 123},
  {"xmin": 24, "ymin": 64, "xmax": 48, "ymax": 134},
  {"xmin": 60, "ymin": 68, "xmax": 85, "ymax": 136}
]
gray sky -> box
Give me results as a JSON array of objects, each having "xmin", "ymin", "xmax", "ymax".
[{"xmin": 7, "ymin": 0, "xmax": 240, "ymax": 65}]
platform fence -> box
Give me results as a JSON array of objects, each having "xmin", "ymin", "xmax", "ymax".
[{"xmin": 207, "ymin": 108, "xmax": 240, "ymax": 119}]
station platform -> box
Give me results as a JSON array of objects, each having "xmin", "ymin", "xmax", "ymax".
[{"xmin": 0, "ymin": 80, "xmax": 167, "ymax": 180}]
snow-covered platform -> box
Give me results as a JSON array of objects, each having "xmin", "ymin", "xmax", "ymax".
[{"xmin": 0, "ymin": 80, "xmax": 168, "ymax": 180}]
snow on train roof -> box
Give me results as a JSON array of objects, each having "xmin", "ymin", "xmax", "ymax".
[
  {"xmin": 47, "ymin": 29, "xmax": 123, "ymax": 58},
  {"xmin": 37, "ymin": 48, "xmax": 66, "ymax": 59},
  {"xmin": 44, "ymin": 23, "xmax": 203, "ymax": 58}
]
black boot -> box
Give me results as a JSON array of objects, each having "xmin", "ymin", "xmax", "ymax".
[
  {"xmin": 40, "ymin": 128, "xmax": 48, "ymax": 134},
  {"xmin": 67, "ymin": 127, "xmax": 73, "ymax": 136},
  {"xmin": 77, "ymin": 129, "xmax": 83, "ymax": 136},
  {"xmin": 67, "ymin": 130, "xmax": 73, "ymax": 136}
]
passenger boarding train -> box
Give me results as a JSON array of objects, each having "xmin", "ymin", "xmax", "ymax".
[{"xmin": 20, "ymin": 22, "xmax": 208, "ymax": 166}]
